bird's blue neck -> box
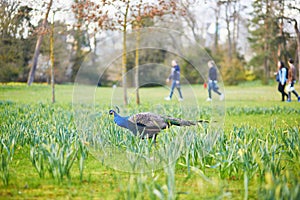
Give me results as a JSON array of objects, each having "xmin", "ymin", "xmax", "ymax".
[{"xmin": 114, "ymin": 113, "xmax": 129, "ymax": 128}]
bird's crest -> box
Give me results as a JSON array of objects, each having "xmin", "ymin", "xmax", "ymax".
[{"xmin": 115, "ymin": 105, "xmax": 120, "ymax": 113}]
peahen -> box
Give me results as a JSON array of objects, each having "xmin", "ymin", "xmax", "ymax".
[{"xmin": 109, "ymin": 109, "xmax": 208, "ymax": 141}]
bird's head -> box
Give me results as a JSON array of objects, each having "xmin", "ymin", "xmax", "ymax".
[
  {"xmin": 109, "ymin": 109, "xmax": 116, "ymax": 116},
  {"xmin": 109, "ymin": 106, "xmax": 120, "ymax": 116}
]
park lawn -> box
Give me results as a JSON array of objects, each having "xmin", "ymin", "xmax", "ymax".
[
  {"xmin": 1, "ymin": 82, "xmax": 299, "ymax": 129},
  {"xmin": 0, "ymin": 82, "xmax": 299, "ymax": 199}
]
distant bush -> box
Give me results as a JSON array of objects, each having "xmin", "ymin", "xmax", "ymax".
[{"xmin": 219, "ymin": 56, "xmax": 246, "ymax": 85}]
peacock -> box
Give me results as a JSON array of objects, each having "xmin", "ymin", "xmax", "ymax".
[{"xmin": 109, "ymin": 109, "xmax": 208, "ymax": 141}]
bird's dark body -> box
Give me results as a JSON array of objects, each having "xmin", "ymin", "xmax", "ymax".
[{"xmin": 109, "ymin": 110, "xmax": 201, "ymax": 140}]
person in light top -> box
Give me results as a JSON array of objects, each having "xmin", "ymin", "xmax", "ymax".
[{"xmin": 276, "ymin": 60, "xmax": 288, "ymax": 102}]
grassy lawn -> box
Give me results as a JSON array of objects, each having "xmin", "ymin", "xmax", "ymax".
[{"xmin": 0, "ymin": 82, "xmax": 300, "ymax": 199}]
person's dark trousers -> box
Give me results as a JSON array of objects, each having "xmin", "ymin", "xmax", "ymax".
[
  {"xmin": 208, "ymin": 81, "xmax": 221, "ymax": 98},
  {"xmin": 169, "ymin": 81, "xmax": 183, "ymax": 99},
  {"xmin": 278, "ymin": 83, "xmax": 288, "ymax": 101}
]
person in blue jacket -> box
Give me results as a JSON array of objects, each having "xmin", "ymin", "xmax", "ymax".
[
  {"xmin": 276, "ymin": 60, "xmax": 288, "ymax": 101},
  {"xmin": 165, "ymin": 60, "xmax": 183, "ymax": 101}
]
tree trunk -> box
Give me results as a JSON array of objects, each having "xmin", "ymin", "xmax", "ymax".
[
  {"xmin": 122, "ymin": 3, "xmax": 130, "ymax": 105},
  {"xmin": 232, "ymin": 0, "xmax": 241, "ymax": 55},
  {"xmin": 277, "ymin": 1, "xmax": 288, "ymax": 63},
  {"xmin": 277, "ymin": 20, "xmax": 283, "ymax": 59},
  {"xmin": 50, "ymin": 11, "xmax": 55, "ymax": 103},
  {"xmin": 135, "ymin": 28, "xmax": 140, "ymax": 105},
  {"xmin": 225, "ymin": 1, "xmax": 232, "ymax": 61},
  {"xmin": 213, "ymin": 1, "xmax": 224, "ymax": 53},
  {"xmin": 27, "ymin": 0, "xmax": 53, "ymax": 86},
  {"xmin": 263, "ymin": 0, "xmax": 270, "ymax": 84},
  {"xmin": 214, "ymin": 15, "xmax": 219, "ymax": 53},
  {"xmin": 292, "ymin": 19, "xmax": 300, "ymax": 84}
]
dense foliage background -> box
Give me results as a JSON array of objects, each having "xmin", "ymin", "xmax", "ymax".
[{"xmin": 0, "ymin": 0, "xmax": 299, "ymax": 85}]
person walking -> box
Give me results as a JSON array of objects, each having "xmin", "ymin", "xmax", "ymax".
[
  {"xmin": 165, "ymin": 60, "xmax": 183, "ymax": 101},
  {"xmin": 286, "ymin": 58, "xmax": 300, "ymax": 102},
  {"xmin": 207, "ymin": 60, "xmax": 224, "ymax": 101},
  {"xmin": 276, "ymin": 61, "xmax": 288, "ymax": 101}
]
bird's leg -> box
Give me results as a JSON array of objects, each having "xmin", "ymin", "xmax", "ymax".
[{"xmin": 152, "ymin": 134, "xmax": 157, "ymax": 145}]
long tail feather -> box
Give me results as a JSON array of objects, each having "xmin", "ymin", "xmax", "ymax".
[
  {"xmin": 164, "ymin": 117, "xmax": 210, "ymax": 126},
  {"xmin": 164, "ymin": 117, "xmax": 195, "ymax": 126}
]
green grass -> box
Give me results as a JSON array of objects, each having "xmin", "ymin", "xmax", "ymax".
[{"xmin": 0, "ymin": 82, "xmax": 300, "ymax": 199}]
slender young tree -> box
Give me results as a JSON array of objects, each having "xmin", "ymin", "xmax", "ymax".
[
  {"xmin": 223, "ymin": 0, "xmax": 233, "ymax": 61},
  {"xmin": 207, "ymin": 0, "xmax": 228, "ymax": 53},
  {"xmin": 135, "ymin": 28, "xmax": 141, "ymax": 104},
  {"xmin": 50, "ymin": 11, "xmax": 55, "ymax": 103},
  {"xmin": 213, "ymin": 1, "xmax": 222, "ymax": 53},
  {"xmin": 27, "ymin": 0, "xmax": 53, "ymax": 86},
  {"xmin": 133, "ymin": 0, "xmax": 142, "ymax": 105}
]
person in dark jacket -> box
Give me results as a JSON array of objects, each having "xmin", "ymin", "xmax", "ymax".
[
  {"xmin": 207, "ymin": 60, "xmax": 224, "ymax": 101},
  {"xmin": 286, "ymin": 58, "xmax": 300, "ymax": 102},
  {"xmin": 165, "ymin": 60, "xmax": 183, "ymax": 101},
  {"xmin": 276, "ymin": 60, "xmax": 288, "ymax": 101}
]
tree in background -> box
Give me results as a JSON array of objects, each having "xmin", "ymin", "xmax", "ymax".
[
  {"xmin": 287, "ymin": 3, "xmax": 300, "ymax": 83},
  {"xmin": 219, "ymin": 52, "xmax": 246, "ymax": 85},
  {"xmin": 27, "ymin": 0, "xmax": 53, "ymax": 86},
  {"xmin": 29, "ymin": 20, "xmax": 74, "ymax": 84},
  {"xmin": 202, "ymin": 0, "xmax": 247, "ymax": 85},
  {"xmin": 276, "ymin": 0, "xmax": 288, "ymax": 63},
  {"xmin": 1, "ymin": 0, "xmax": 299, "ymax": 86},
  {"xmin": 248, "ymin": 0, "xmax": 279, "ymax": 84},
  {"xmin": 0, "ymin": 0, "xmax": 35, "ymax": 82},
  {"xmin": 70, "ymin": 0, "xmax": 94, "ymax": 82},
  {"xmin": 132, "ymin": 1, "xmax": 184, "ymax": 104},
  {"xmin": 178, "ymin": 0, "xmax": 205, "ymax": 45},
  {"xmin": 248, "ymin": 0, "xmax": 299, "ymax": 84},
  {"xmin": 291, "ymin": 19, "xmax": 300, "ymax": 83},
  {"xmin": 50, "ymin": 11, "xmax": 55, "ymax": 103},
  {"xmin": 212, "ymin": 1, "xmax": 222, "ymax": 53},
  {"xmin": 74, "ymin": 0, "xmax": 180, "ymax": 105},
  {"xmin": 221, "ymin": 0, "xmax": 244, "ymax": 61}
]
